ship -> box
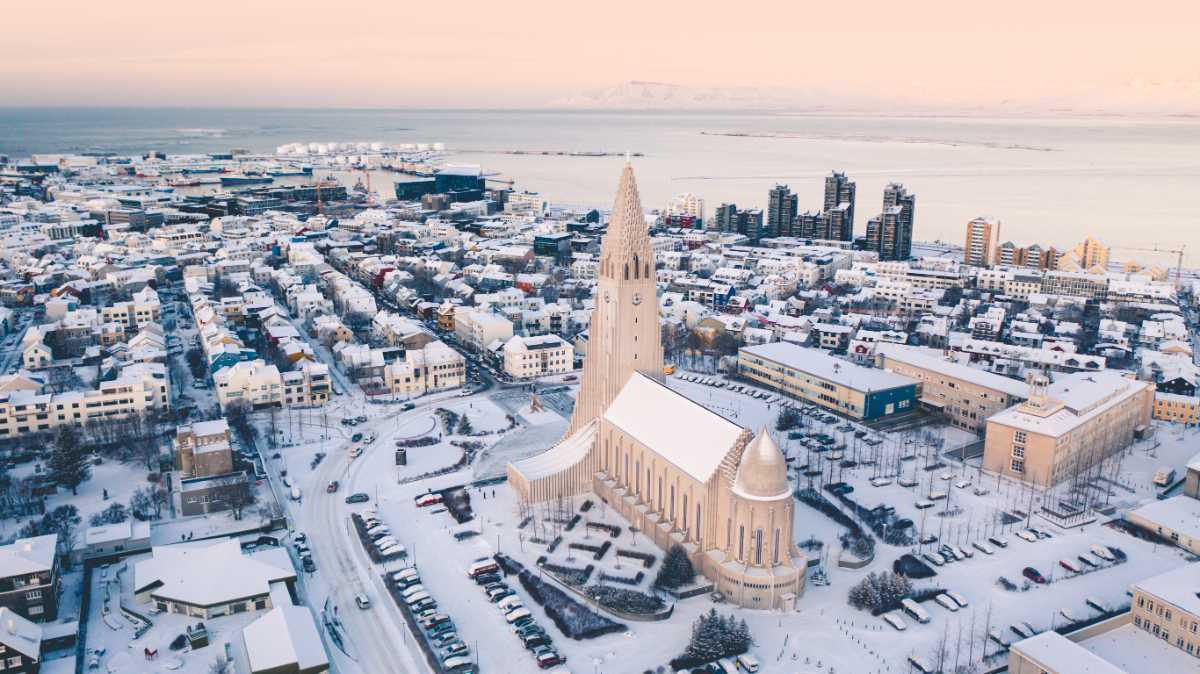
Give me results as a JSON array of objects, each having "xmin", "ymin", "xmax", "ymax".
[
  {"xmin": 267, "ymin": 165, "xmax": 313, "ymax": 177},
  {"xmin": 220, "ymin": 173, "xmax": 275, "ymax": 186}
]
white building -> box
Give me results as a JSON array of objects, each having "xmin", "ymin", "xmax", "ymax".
[{"xmin": 502, "ymin": 334, "xmax": 574, "ymax": 379}]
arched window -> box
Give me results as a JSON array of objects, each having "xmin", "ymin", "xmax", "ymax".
[
  {"xmin": 738, "ymin": 525, "xmax": 745, "ymax": 561},
  {"xmin": 754, "ymin": 529, "xmax": 764, "ymax": 565},
  {"xmin": 624, "ymin": 263, "xmax": 629, "ymax": 280},
  {"xmin": 696, "ymin": 505, "xmax": 702, "ymax": 543},
  {"xmin": 633, "ymin": 255, "xmax": 640, "ymax": 278},
  {"xmin": 773, "ymin": 528, "xmax": 781, "ymax": 565},
  {"xmin": 682, "ymin": 494, "xmax": 689, "ymax": 530},
  {"xmin": 669, "ymin": 485, "xmax": 676, "ymax": 520},
  {"xmin": 657, "ymin": 476, "xmax": 663, "ymax": 510}
]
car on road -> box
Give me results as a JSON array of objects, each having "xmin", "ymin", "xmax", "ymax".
[
  {"xmin": 351, "ymin": 433, "xmax": 363, "ymax": 442},
  {"xmin": 355, "ymin": 594, "xmax": 371, "ymax": 609},
  {"xmin": 302, "ymin": 557, "xmax": 316, "ymax": 572},
  {"xmin": 401, "ymin": 402, "xmax": 416, "ymax": 411},
  {"xmin": 345, "ymin": 492, "xmax": 370, "ymax": 504},
  {"xmin": 326, "ymin": 481, "xmax": 339, "ymax": 493},
  {"xmin": 1022, "ymin": 566, "xmax": 1047, "ymax": 584},
  {"xmin": 355, "ymin": 415, "xmax": 368, "ymax": 423}
]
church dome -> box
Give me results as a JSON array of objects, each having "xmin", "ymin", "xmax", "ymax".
[{"xmin": 733, "ymin": 427, "xmax": 790, "ymax": 499}]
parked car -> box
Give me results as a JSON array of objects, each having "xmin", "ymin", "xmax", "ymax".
[
  {"xmin": 988, "ymin": 536, "xmax": 1008, "ymax": 549},
  {"xmin": 1022, "ymin": 566, "xmax": 1047, "ymax": 584},
  {"xmin": 345, "ymin": 492, "xmax": 370, "ymax": 504},
  {"xmin": 416, "ymin": 492, "xmax": 444, "ymax": 508}
]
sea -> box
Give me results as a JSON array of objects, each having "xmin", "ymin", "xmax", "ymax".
[{"xmin": 2, "ymin": 107, "xmax": 1199, "ymax": 265}]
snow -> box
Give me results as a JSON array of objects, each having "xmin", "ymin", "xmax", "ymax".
[
  {"xmin": 0, "ymin": 534, "xmax": 55, "ymax": 577},
  {"xmin": 1127, "ymin": 495, "xmax": 1200, "ymax": 540},
  {"xmin": 1131, "ymin": 563, "xmax": 1200, "ymax": 617},
  {"xmin": 989, "ymin": 371, "xmax": 1152, "ymax": 437},
  {"xmin": 1012, "ymin": 631, "xmax": 1124, "ymax": 674},
  {"xmin": 1081, "ymin": 622, "xmax": 1200, "ymax": 672},
  {"xmin": 877, "ymin": 343, "xmax": 1029, "ymax": 398},
  {"xmin": 133, "ymin": 539, "xmax": 295, "ymax": 608},
  {"xmin": 603, "ymin": 372, "xmax": 744, "ymax": 483}
]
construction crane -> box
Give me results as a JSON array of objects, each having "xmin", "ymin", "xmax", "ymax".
[{"xmin": 1112, "ymin": 243, "xmax": 1186, "ymax": 288}]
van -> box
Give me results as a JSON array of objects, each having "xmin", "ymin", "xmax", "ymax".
[
  {"xmin": 467, "ymin": 560, "xmax": 499, "ymax": 578},
  {"xmin": 504, "ymin": 607, "xmax": 531, "ymax": 623},
  {"xmin": 735, "ymin": 654, "xmax": 760, "ymax": 672}
]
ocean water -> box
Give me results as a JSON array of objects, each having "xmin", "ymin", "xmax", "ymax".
[{"xmin": 2, "ymin": 107, "xmax": 1199, "ymax": 264}]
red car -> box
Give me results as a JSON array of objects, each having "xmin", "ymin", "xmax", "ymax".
[
  {"xmin": 415, "ymin": 493, "xmax": 443, "ymax": 507},
  {"xmin": 1022, "ymin": 566, "xmax": 1047, "ymax": 584},
  {"xmin": 326, "ymin": 481, "xmax": 339, "ymax": 493}
]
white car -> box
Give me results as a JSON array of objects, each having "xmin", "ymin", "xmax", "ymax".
[{"xmin": 1015, "ymin": 530, "xmax": 1038, "ymax": 543}]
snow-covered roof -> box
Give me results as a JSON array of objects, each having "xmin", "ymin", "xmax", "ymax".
[
  {"xmin": 603, "ymin": 372, "xmax": 745, "ymax": 484},
  {"xmin": 1133, "ymin": 562, "xmax": 1200, "ymax": 618},
  {"xmin": 0, "ymin": 534, "xmax": 56, "ymax": 578},
  {"xmin": 242, "ymin": 604, "xmax": 328, "ymax": 674},
  {"xmin": 1129, "ymin": 496, "xmax": 1200, "ymax": 542},
  {"xmin": 510, "ymin": 420, "xmax": 597, "ymax": 481},
  {"xmin": 134, "ymin": 539, "xmax": 295, "ymax": 607},
  {"xmin": 988, "ymin": 371, "xmax": 1151, "ymax": 438},
  {"xmin": 0, "ymin": 608, "xmax": 42, "ymax": 660},
  {"xmin": 741, "ymin": 342, "xmax": 917, "ymax": 393},
  {"xmin": 877, "ymin": 343, "xmax": 1029, "ymax": 398},
  {"xmin": 1012, "ymin": 631, "xmax": 1123, "ymax": 674}
]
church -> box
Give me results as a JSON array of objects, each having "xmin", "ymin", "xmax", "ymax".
[{"xmin": 508, "ymin": 164, "xmax": 806, "ymax": 610}]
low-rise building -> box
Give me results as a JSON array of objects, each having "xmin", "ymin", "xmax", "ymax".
[
  {"xmin": 738, "ymin": 342, "xmax": 918, "ymax": 420},
  {"xmin": 877, "ymin": 344, "xmax": 1028, "ymax": 433},
  {"xmin": 0, "ymin": 535, "xmax": 59, "ymax": 623},
  {"xmin": 1153, "ymin": 391, "xmax": 1199, "ymax": 424},
  {"xmin": 133, "ymin": 539, "xmax": 295, "ymax": 619},
  {"xmin": 982, "ymin": 372, "xmax": 1154, "ymax": 486},
  {"xmin": 1127, "ymin": 496, "xmax": 1200, "ymax": 555},
  {"xmin": 502, "ymin": 334, "xmax": 574, "ymax": 379}
]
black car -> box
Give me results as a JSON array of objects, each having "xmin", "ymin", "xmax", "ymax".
[
  {"xmin": 302, "ymin": 558, "xmax": 316, "ymax": 572},
  {"xmin": 345, "ymin": 492, "xmax": 370, "ymax": 504}
]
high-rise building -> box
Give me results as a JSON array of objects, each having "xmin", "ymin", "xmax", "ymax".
[
  {"xmin": 766, "ymin": 184, "xmax": 798, "ymax": 238},
  {"xmin": 738, "ymin": 208, "xmax": 765, "ymax": 243},
  {"xmin": 964, "ymin": 216, "xmax": 1001, "ymax": 266},
  {"xmin": 794, "ymin": 211, "xmax": 822, "ymax": 240},
  {"xmin": 713, "ymin": 203, "xmax": 738, "ymax": 233},
  {"xmin": 823, "ymin": 171, "xmax": 856, "ymax": 237},
  {"xmin": 866, "ymin": 183, "xmax": 915, "ymax": 261},
  {"xmin": 668, "ymin": 192, "xmax": 705, "ymax": 225}
]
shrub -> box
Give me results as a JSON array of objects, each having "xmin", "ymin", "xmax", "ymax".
[
  {"xmin": 670, "ymin": 609, "xmax": 752, "ymax": 670},
  {"xmin": 654, "ymin": 544, "xmax": 696, "ymax": 590},
  {"xmin": 584, "ymin": 585, "xmax": 665, "ymax": 615}
]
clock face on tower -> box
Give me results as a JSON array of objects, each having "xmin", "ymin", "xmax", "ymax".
[{"xmin": 631, "ymin": 293, "xmax": 642, "ymax": 306}]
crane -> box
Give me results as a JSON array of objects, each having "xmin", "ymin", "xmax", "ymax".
[{"xmin": 1112, "ymin": 243, "xmax": 1186, "ymax": 289}]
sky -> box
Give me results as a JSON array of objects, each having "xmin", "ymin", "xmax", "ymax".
[{"xmin": 3, "ymin": 1, "xmax": 1198, "ymax": 110}]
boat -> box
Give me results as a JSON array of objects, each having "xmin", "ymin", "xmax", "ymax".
[{"xmin": 268, "ymin": 165, "xmax": 313, "ymax": 177}]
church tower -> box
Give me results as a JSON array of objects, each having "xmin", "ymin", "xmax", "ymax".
[{"xmin": 568, "ymin": 162, "xmax": 664, "ymax": 433}]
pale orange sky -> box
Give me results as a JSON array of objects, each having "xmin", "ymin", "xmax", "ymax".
[{"xmin": 3, "ymin": 0, "xmax": 1198, "ymax": 108}]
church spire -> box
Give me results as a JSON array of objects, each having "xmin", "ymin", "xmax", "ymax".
[
  {"xmin": 568, "ymin": 162, "xmax": 663, "ymax": 433},
  {"xmin": 600, "ymin": 162, "xmax": 652, "ymax": 282}
]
